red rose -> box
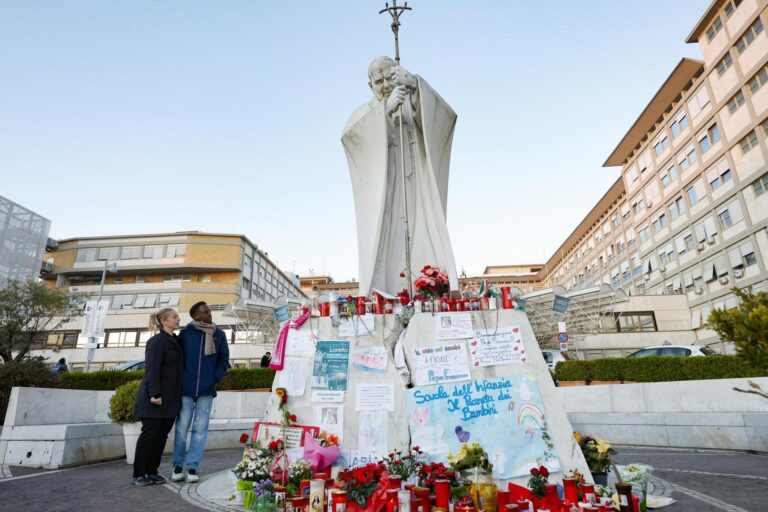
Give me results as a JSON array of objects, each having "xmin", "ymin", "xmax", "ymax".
[
  {"xmin": 540, "ymin": 466, "xmax": 549, "ymax": 478},
  {"xmin": 239, "ymin": 433, "xmax": 249, "ymax": 444},
  {"xmin": 399, "ymin": 272, "xmax": 406, "ymax": 277},
  {"xmin": 289, "ymin": 414, "xmax": 297, "ymax": 422},
  {"xmin": 530, "ymin": 468, "xmax": 539, "ymax": 476}
]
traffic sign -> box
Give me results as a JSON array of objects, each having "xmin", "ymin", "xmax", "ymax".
[
  {"xmin": 559, "ymin": 342, "xmax": 568, "ymax": 351},
  {"xmin": 557, "ymin": 332, "xmax": 569, "ymax": 343}
]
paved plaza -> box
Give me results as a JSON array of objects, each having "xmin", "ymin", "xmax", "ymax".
[{"xmin": 1, "ymin": 446, "xmax": 766, "ymax": 512}]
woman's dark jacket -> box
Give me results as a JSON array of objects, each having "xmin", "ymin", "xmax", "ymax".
[{"xmin": 133, "ymin": 330, "xmax": 183, "ymax": 419}]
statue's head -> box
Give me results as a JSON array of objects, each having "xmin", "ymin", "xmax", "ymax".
[{"xmin": 368, "ymin": 56, "xmax": 397, "ymax": 101}]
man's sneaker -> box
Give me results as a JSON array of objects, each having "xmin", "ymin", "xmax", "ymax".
[
  {"xmin": 171, "ymin": 466, "xmax": 185, "ymax": 482},
  {"xmin": 186, "ymin": 469, "xmax": 199, "ymax": 483},
  {"xmin": 132, "ymin": 475, "xmax": 154, "ymax": 486},
  {"xmin": 149, "ymin": 474, "xmax": 167, "ymax": 485}
]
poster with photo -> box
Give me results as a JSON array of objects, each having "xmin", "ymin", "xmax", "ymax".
[
  {"xmin": 311, "ymin": 341, "xmax": 350, "ymax": 391},
  {"xmin": 434, "ymin": 313, "xmax": 474, "ymax": 340}
]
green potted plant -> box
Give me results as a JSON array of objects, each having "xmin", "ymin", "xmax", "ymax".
[
  {"xmin": 109, "ymin": 380, "xmax": 141, "ymax": 464},
  {"xmin": 574, "ymin": 432, "xmax": 615, "ymax": 485}
]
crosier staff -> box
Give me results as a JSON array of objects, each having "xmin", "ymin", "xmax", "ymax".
[{"xmin": 379, "ymin": 0, "xmax": 414, "ymax": 298}]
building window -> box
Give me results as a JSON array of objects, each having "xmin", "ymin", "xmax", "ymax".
[
  {"xmin": 201, "ymin": 274, "xmax": 212, "ymax": 283},
  {"xmin": 105, "ymin": 331, "xmax": 138, "ymax": 348},
  {"xmin": 143, "ymin": 245, "xmax": 164, "ymax": 259},
  {"xmin": 121, "ymin": 246, "xmax": 142, "ymax": 259},
  {"xmin": 653, "ymin": 135, "xmax": 670, "ymax": 156},
  {"xmin": 632, "ymin": 197, "xmax": 645, "ymax": 215},
  {"xmin": 716, "ymin": 51, "xmax": 734, "ymax": 76},
  {"xmin": 133, "ymin": 295, "xmax": 157, "ymax": 308},
  {"xmin": 726, "ymin": 90, "xmax": 746, "ymax": 114},
  {"xmin": 98, "ymin": 247, "xmax": 119, "ymax": 261},
  {"xmin": 159, "ymin": 294, "xmax": 180, "ymax": 306},
  {"xmin": 752, "ymin": 172, "xmax": 768, "ymax": 197},
  {"xmin": 748, "ymin": 66, "xmax": 768, "ymax": 93},
  {"xmin": 719, "ymin": 209, "xmax": 733, "ymax": 229},
  {"xmin": 75, "ymin": 248, "xmax": 98, "ymax": 263},
  {"xmin": 687, "ymin": 186, "xmax": 699, "ymax": 206},
  {"xmin": 166, "ymin": 245, "xmax": 186, "ymax": 258},
  {"xmin": 113, "ymin": 277, "xmax": 123, "ymax": 284},
  {"xmin": 677, "ymin": 144, "xmax": 698, "ymax": 171},
  {"xmin": 728, "ymin": 239, "xmax": 756, "ymax": 269},
  {"xmin": 718, "ymin": 199, "xmax": 744, "ymax": 229},
  {"xmin": 706, "ymin": 15, "xmax": 723, "ymax": 41},
  {"xmin": 638, "ymin": 225, "xmax": 652, "ymax": 244},
  {"xmin": 724, "ymin": 0, "xmax": 742, "ymax": 18},
  {"xmin": 698, "ymin": 123, "xmax": 720, "ymax": 153},
  {"xmin": 762, "ymin": 118, "xmax": 768, "ymax": 138},
  {"xmin": 110, "ymin": 295, "xmax": 134, "ymax": 309},
  {"xmin": 652, "ymin": 213, "xmax": 668, "ymax": 233},
  {"xmin": 668, "ymin": 196, "xmax": 687, "ymax": 220},
  {"xmin": 163, "ymin": 275, "xmax": 191, "ymax": 283},
  {"xmin": 669, "ymin": 110, "xmax": 688, "ymax": 138},
  {"xmin": 614, "ymin": 312, "xmax": 657, "ymax": 333},
  {"xmin": 736, "ymin": 18, "xmax": 763, "ymax": 54},
  {"xmin": 135, "ymin": 275, "xmax": 145, "ymax": 283},
  {"xmin": 708, "ymin": 159, "xmax": 732, "ymax": 190},
  {"xmin": 739, "ymin": 130, "xmax": 759, "ymax": 154},
  {"xmin": 660, "ymin": 165, "xmax": 678, "ymax": 188}
]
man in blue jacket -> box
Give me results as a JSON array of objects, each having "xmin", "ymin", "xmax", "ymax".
[{"xmin": 171, "ymin": 301, "xmax": 230, "ymax": 483}]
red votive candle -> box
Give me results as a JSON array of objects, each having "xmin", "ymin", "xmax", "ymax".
[
  {"xmin": 414, "ymin": 488, "xmax": 430, "ymax": 512},
  {"xmin": 562, "ymin": 478, "xmax": 578, "ymax": 505},
  {"xmin": 434, "ymin": 479, "xmax": 450, "ymax": 509},
  {"xmin": 387, "ymin": 489, "xmax": 400, "ymax": 512},
  {"xmin": 497, "ymin": 490, "xmax": 510, "ymax": 512},
  {"xmin": 581, "ymin": 484, "xmax": 596, "ymax": 504},
  {"xmin": 388, "ymin": 475, "xmax": 402, "ymax": 490},
  {"xmin": 319, "ymin": 302, "xmax": 330, "ymax": 317}
]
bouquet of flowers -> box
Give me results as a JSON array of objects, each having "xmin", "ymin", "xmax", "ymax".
[
  {"xmin": 447, "ymin": 442, "xmax": 493, "ymax": 474},
  {"xmin": 382, "ymin": 446, "xmax": 424, "ymax": 482},
  {"xmin": 246, "ymin": 479, "xmax": 276, "ymax": 511},
  {"xmin": 234, "ymin": 441, "xmax": 273, "ymax": 482},
  {"xmin": 414, "ymin": 265, "xmax": 449, "ymax": 298},
  {"xmin": 337, "ymin": 462, "xmax": 385, "ymax": 508},
  {"xmin": 418, "ymin": 461, "xmax": 460, "ymax": 492},
  {"xmin": 574, "ymin": 432, "xmax": 616, "ymax": 474},
  {"xmin": 286, "ymin": 459, "xmax": 312, "ymax": 497},
  {"xmin": 526, "ymin": 465, "xmax": 549, "ymax": 498}
]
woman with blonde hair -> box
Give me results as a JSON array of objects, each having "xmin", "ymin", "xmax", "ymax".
[{"xmin": 131, "ymin": 307, "xmax": 182, "ymax": 486}]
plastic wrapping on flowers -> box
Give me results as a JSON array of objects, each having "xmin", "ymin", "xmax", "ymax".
[{"xmin": 616, "ymin": 464, "xmax": 653, "ymax": 512}]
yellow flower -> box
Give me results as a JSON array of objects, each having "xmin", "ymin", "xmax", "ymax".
[
  {"xmin": 596, "ymin": 440, "xmax": 612, "ymax": 454},
  {"xmin": 573, "ymin": 431, "xmax": 581, "ymax": 442}
]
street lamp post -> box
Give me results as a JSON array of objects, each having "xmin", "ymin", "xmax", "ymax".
[{"xmin": 84, "ymin": 260, "xmax": 117, "ymax": 373}]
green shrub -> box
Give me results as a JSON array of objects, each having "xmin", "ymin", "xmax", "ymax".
[
  {"xmin": 217, "ymin": 368, "xmax": 276, "ymax": 391},
  {"xmin": 555, "ymin": 355, "xmax": 766, "ymax": 383},
  {"xmin": 0, "ymin": 357, "xmax": 61, "ymax": 424},
  {"xmin": 60, "ymin": 370, "xmax": 145, "ymax": 390},
  {"xmin": 109, "ymin": 380, "xmax": 141, "ymax": 424}
]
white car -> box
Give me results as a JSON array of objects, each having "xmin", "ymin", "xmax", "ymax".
[
  {"xmin": 541, "ymin": 349, "xmax": 571, "ymax": 369},
  {"xmin": 626, "ymin": 345, "xmax": 715, "ymax": 358}
]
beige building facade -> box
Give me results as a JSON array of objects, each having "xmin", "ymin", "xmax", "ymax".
[{"xmin": 541, "ymin": 0, "xmax": 768, "ymax": 347}]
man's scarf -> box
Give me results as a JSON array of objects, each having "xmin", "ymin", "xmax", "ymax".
[{"xmin": 191, "ymin": 321, "xmax": 218, "ymax": 356}]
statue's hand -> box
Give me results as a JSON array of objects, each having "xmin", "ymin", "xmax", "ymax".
[
  {"xmin": 390, "ymin": 66, "xmax": 417, "ymax": 90},
  {"xmin": 385, "ymin": 85, "xmax": 408, "ymax": 115}
]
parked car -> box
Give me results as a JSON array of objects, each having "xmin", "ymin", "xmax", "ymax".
[
  {"xmin": 626, "ymin": 345, "xmax": 715, "ymax": 358},
  {"xmin": 541, "ymin": 349, "xmax": 571, "ymax": 370},
  {"xmin": 111, "ymin": 360, "xmax": 145, "ymax": 371}
]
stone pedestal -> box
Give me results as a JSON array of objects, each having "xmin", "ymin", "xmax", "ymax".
[{"xmin": 265, "ymin": 309, "xmax": 590, "ymax": 484}]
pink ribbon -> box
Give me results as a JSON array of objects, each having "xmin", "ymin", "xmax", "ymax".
[{"xmin": 269, "ymin": 310, "xmax": 310, "ymax": 371}]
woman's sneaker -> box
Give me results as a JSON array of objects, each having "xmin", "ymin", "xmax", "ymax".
[
  {"xmin": 149, "ymin": 474, "xmax": 167, "ymax": 485},
  {"xmin": 186, "ymin": 469, "xmax": 199, "ymax": 483},
  {"xmin": 171, "ymin": 466, "xmax": 185, "ymax": 482},
  {"xmin": 132, "ymin": 475, "xmax": 154, "ymax": 486}
]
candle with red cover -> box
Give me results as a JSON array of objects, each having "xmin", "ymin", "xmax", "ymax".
[
  {"xmin": 387, "ymin": 489, "xmax": 400, "ymax": 512},
  {"xmin": 331, "ymin": 491, "xmax": 347, "ymax": 512},
  {"xmin": 434, "ymin": 479, "xmax": 450, "ymax": 510},
  {"xmin": 561, "ymin": 478, "xmax": 578, "ymax": 505},
  {"xmin": 497, "ymin": 490, "xmax": 510, "ymax": 512}
]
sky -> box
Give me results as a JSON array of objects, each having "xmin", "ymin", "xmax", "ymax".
[{"xmin": 0, "ymin": 1, "xmax": 710, "ymax": 281}]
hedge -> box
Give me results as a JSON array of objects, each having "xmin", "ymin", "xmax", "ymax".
[
  {"xmin": 60, "ymin": 370, "xmax": 145, "ymax": 390},
  {"xmin": 57, "ymin": 368, "xmax": 276, "ymax": 391},
  {"xmin": 554, "ymin": 355, "xmax": 766, "ymax": 383}
]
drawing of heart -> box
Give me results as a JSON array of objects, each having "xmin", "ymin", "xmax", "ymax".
[
  {"xmin": 514, "ymin": 347, "xmax": 518, "ymax": 351},
  {"xmin": 472, "ymin": 351, "xmax": 476, "ymax": 355},
  {"xmin": 470, "ymin": 341, "xmax": 478, "ymax": 346},
  {"xmin": 522, "ymin": 357, "xmax": 527, "ymax": 362},
  {"xmin": 455, "ymin": 426, "xmax": 470, "ymax": 443},
  {"xmin": 474, "ymin": 361, "xmax": 480, "ymax": 366},
  {"xmin": 512, "ymin": 327, "xmax": 519, "ymax": 333},
  {"xmin": 516, "ymin": 339, "xmax": 521, "ymax": 343}
]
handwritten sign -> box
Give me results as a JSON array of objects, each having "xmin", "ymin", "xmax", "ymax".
[
  {"xmin": 351, "ymin": 346, "xmax": 387, "ymax": 373},
  {"xmin": 311, "ymin": 341, "xmax": 350, "ymax": 391},
  {"xmin": 406, "ymin": 377, "xmax": 561, "ymax": 479},
  {"xmin": 286, "ymin": 328, "xmax": 316, "ymax": 357},
  {"xmin": 411, "ymin": 343, "xmax": 471, "ymax": 386},
  {"xmin": 434, "ymin": 313, "xmax": 474, "ymax": 340},
  {"xmin": 468, "ymin": 326, "xmax": 527, "ymax": 367}
]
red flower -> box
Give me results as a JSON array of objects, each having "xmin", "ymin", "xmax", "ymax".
[
  {"xmin": 540, "ymin": 466, "xmax": 549, "ymax": 478},
  {"xmin": 289, "ymin": 414, "xmax": 297, "ymax": 423},
  {"xmin": 239, "ymin": 433, "xmax": 249, "ymax": 444},
  {"xmin": 399, "ymin": 272, "xmax": 406, "ymax": 277},
  {"xmin": 530, "ymin": 468, "xmax": 539, "ymax": 476}
]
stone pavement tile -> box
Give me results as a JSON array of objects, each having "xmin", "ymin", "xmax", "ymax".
[{"xmin": 0, "ymin": 449, "xmax": 242, "ymax": 512}]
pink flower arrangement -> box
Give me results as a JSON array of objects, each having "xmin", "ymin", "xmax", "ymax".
[{"xmin": 414, "ymin": 265, "xmax": 449, "ymax": 298}]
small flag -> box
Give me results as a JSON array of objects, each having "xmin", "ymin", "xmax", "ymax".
[{"xmin": 478, "ymin": 279, "xmax": 489, "ymax": 297}]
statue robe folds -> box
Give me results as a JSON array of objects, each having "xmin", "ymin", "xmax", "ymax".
[{"xmin": 342, "ymin": 77, "xmax": 459, "ymax": 297}]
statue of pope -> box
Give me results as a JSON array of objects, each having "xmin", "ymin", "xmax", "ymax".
[{"xmin": 341, "ymin": 56, "xmax": 459, "ymax": 296}]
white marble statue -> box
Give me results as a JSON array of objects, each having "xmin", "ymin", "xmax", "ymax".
[{"xmin": 342, "ymin": 56, "xmax": 459, "ymax": 296}]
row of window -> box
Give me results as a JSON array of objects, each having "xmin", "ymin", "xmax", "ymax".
[
  {"xmin": 75, "ymin": 244, "xmax": 187, "ymax": 263},
  {"xmin": 715, "ymin": 17, "xmax": 763, "ymax": 77},
  {"xmin": 705, "ymin": 0, "xmax": 742, "ymax": 42},
  {"xmin": 108, "ymin": 293, "xmax": 180, "ymax": 309}
]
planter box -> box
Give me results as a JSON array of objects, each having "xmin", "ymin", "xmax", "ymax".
[
  {"xmin": 558, "ymin": 381, "xmax": 588, "ymax": 387},
  {"xmin": 122, "ymin": 422, "xmax": 141, "ymax": 465}
]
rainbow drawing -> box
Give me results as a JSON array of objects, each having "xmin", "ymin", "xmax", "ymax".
[{"xmin": 517, "ymin": 402, "xmax": 544, "ymax": 429}]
